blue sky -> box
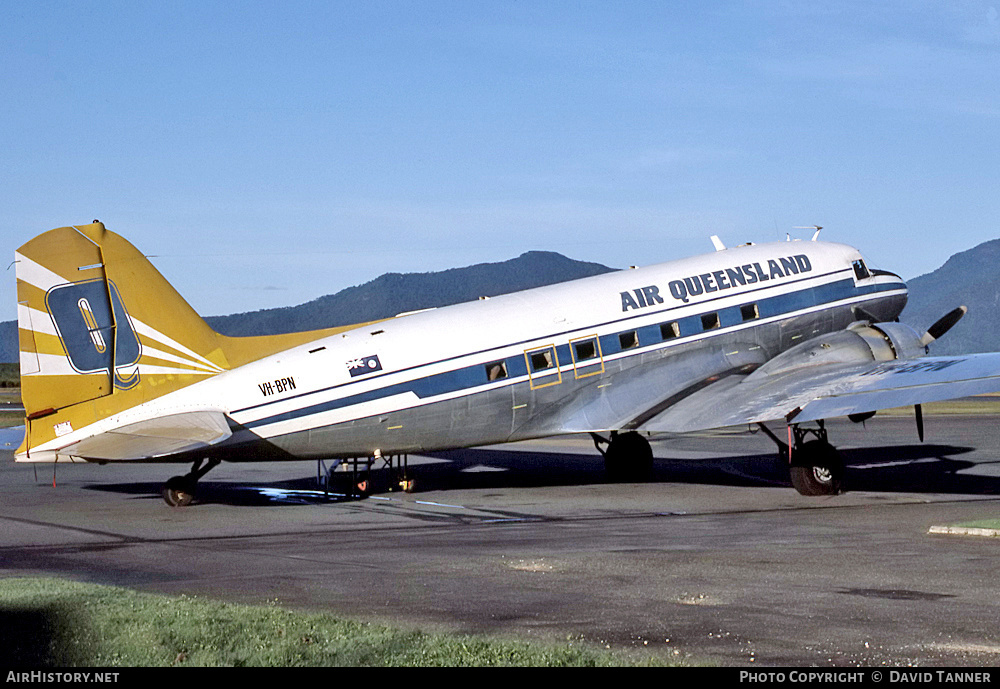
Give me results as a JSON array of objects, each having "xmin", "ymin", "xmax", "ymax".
[{"xmin": 3, "ymin": 1, "xmax": 999, "ymax": 323}]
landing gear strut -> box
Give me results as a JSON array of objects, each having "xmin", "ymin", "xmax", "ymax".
[
  {"xmin": 757, "ymin": 421, "xmax": 844, "ymax": 496},
  {"xmin": 592, "ymin": 431, "xmax": 654, "ymax": 482},
  {"xmin": 317, "ymin": 452, "xmax": 414, "ymax": 500},
  {"xmin": 161, "ymin": 458, "xmax": 221, "ymax": 507}
]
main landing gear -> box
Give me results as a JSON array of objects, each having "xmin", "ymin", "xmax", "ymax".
[
  {"xmin": 161, "ymin": 458, "xmax": 221, "ymax": 507},
  {"xmin": 757, "ymin": 421, "xmax": 844, "ymax": 496},
  {"xmin": 592, "ymin": 431, "xmax": 654, "ymax": 482}
]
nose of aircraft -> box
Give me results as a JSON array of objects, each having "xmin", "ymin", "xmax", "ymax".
[{"xmin": 867, "ymin": 266, "xmax": 908, "ymax": 321}]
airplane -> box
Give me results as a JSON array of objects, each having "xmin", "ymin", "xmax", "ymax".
[{"xmin": 13, "ymin": 221, "xmax": 1000, "ymax": 506}]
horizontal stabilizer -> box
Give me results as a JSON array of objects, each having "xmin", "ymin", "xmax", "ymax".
[{"xmin": 56, "ymin": 411, "xmax": 232, "ymax": 461}]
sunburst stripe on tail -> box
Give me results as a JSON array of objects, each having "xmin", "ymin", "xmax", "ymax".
[{"xmin": 130, "ymin": 319, "xmax": 225, "ymax": 373}]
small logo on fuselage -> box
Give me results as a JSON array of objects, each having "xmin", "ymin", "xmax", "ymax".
[{"xmin": 347, "ymin": 354, "xmax": 382, "ymax": 377}]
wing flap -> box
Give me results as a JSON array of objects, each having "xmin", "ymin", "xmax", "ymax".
[{"xmin": 59, "ymin": 410, "xmax": 232, "ymax": 460}]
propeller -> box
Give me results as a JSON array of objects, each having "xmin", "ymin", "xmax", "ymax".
[
  {"xmin": 919, "ymin": 306, "xmax": 967, "ymax": 347},
  {"xmin": 911, "ymin": 306, "xmax": 966, "ymax": 442}
]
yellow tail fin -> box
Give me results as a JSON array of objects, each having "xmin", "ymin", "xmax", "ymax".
[{"xmin": 15, "ymin": 222, "xmax": 359, "ymax": 460}]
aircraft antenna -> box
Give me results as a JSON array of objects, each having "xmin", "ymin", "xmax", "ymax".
[{"xmin": 793, "ymin": 225, "xmax": 823, "ymax": 241}]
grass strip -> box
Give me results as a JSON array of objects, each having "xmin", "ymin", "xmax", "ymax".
[
  {"xmin": 952, "ymin": 519, "xmax": 1000, "ymax": 530},
  {"xmin": 0, "ymin": 577, "xmax": 668, "ymax": 667}
]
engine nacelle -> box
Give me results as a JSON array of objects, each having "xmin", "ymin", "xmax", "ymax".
[
  {"xmin": 749, "ymin": 321, "xmax": 926, "ymax": 380},
  {"xmin": 851, "ymin": 321, "xmax": 927, "ymax": 361}
]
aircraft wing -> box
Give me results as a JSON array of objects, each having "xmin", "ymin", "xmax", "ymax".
[
  {"xmin": 638, "ymin": 353, "xmax": 1000, "ymax": 434},
  {"xmin": 529, "ymin": 344, "xmax": 768, "ymax": 435}
]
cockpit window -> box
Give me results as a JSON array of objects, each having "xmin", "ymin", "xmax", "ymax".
[{"xmin": 852, "ymin": 259, "xmax": 871, "ymax": 281}]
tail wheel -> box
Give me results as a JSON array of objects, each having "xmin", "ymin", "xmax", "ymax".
[
  {"xmin": 789, "ymin": 440, "xmax": 843, "ymax": 496},
  {"xmin": 604, "ymin": 431, "xmax": 654, "ymax": 482}
]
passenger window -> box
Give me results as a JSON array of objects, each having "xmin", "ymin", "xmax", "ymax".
[
  {"xmin": 660, "ymin": 322, "xmax": 680, "ymax": 340},
  {"xmin": 574, "ymin": 339, "xmax": 597, "ymax": 361},
  {"xmin": 530, "ymin": 350, "xmax": 554, "ymax": 371},
  {"xmin": 701, "ymin": 313, "xmax": 720, "ymax": 330},
  {"xmin": 619, "ymin": 331, "xmax": 639, "ymax": 349},
  {"xmin": 740, "ymin": 304, "xmax": 759, "ymax": 321},
  {"xmin": 525, "ymin": 345, "xmax": 562, "ymax": 389},
  {"xmin": 570, "ymin": 335, "xmax": 604, "ymax": 379},
  {"xmin": 485, "ymin": 361, "xmax": 508, "ymax": 381}
]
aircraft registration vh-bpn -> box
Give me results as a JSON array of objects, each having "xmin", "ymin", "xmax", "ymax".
[{"xmin": 13, "ymin": 221, "xmax": 1000, "ymax": 506}]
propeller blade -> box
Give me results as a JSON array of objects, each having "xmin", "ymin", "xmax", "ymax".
[
  {"xmin": 915, "ymin": 404, "xmax": 924, "ymax": 443},
  {"xmin": 920, "ymin": 306, "xmax": 967, "ymax": 346}
]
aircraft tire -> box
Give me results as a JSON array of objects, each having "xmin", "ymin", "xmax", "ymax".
[
  {"xmin": 604, "ymin": 431, "xmax": 654, "ymax": 482},
  {"xmin": 162, "ymin": 475, "xmax": 196, "ymax": 507},
  {"xmin": 789, "ymin": 440, "xmax": 843, "ymax": 496}
]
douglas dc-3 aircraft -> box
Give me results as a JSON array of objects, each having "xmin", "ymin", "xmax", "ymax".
[{"xmin": 14, "ymin": 222, "xmax": 1000, "ymax": 505}]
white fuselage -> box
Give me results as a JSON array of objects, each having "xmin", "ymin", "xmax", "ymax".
[{"xmin": 36, "ymin": 240, "xmax": 910, "ymax": 462}]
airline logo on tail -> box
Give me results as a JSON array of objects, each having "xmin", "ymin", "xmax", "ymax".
[{"xmin": 46, "ymin": 279, "xmax": 141, "ymax": 389}]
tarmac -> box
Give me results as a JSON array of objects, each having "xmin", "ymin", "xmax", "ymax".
[{"xmin": 2, "ymin": 414, "xmax": 1000, "ymax": 666}]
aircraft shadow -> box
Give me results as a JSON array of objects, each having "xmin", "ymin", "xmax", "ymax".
[
  {"xmin": 82, "ymin": 441, "xmax": 995, "ymax": 506},
  {"xmin": 84, "ymin": 450, "xmax": 610, "ymax": 506},
  {"xmin": 837, "ymin": 444, "xmax": 996, "ymax": 494},
  {"xmin": 87, "ymin": 479, "xmax": 369, "ymax": 507},
  {"xmin": 421, "ymin": 443, "xmax": 995, "ymax": 496}
]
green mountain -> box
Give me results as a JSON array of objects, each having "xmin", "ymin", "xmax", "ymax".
[
  {"xmin": 206, "ymin": 250, "xmax": 615, "ymax": 336},
  {"xmin": 898, "ymin": 239, "xmax": 1000, "ymax": 356}
]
